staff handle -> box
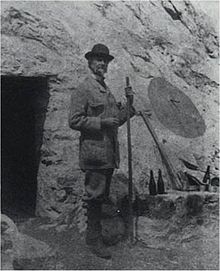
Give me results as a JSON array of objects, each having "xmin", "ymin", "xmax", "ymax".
[{"xmin": 125, "ymin": 76, "xmax": 134, "ymax": 244}]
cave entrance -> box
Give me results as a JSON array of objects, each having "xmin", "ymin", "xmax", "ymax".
[{"xmin": 1, "ymin": 76, "xmax": 49, "ymax": 220}]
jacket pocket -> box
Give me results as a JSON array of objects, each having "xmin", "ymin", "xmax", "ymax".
[
  {"xmin": 80, "ymin": 139, "xmax": 107, "ymax": 166},
  {"xmin": 88, "ymin": 102, "xmax": 104, "ymax": 117}
]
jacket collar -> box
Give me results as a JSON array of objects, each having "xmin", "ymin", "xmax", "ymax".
[{"xmin": 87, "ymin": 69, "xmax": 108, "ymax": 93}]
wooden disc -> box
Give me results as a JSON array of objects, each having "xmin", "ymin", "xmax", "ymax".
[{"xmin": 148, "ymin": 77, "xmax": 206, "ymax": 138}]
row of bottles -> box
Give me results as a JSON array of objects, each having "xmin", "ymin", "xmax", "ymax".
[
  {"xmin": 149, "ymin": 169, "xmax": 165, "ymax": 195},
  {"xmin": 147, "ymin": 166, "xmax": 217, "ymax": 195}
]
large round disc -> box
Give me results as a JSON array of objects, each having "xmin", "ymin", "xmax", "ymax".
[{"xmin": 148, "ymin": 77, "xmax": 206, "ymax": 138}]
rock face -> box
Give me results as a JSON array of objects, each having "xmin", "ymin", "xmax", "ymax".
[
  {"xmin": 1, "ymin": 214, "xmax": 18, "ymax": 269},
  {"xmin": 1, "ymin": 1, "xmax": 219, "ymax": 218},
  {"xmin": 1, "ymin": 214, "xmax": 55, "ymax": 270},
  {"xmin": 136, "ymin": 192, "xmax": 219, "ymax": 269}
]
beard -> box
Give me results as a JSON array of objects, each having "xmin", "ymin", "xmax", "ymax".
[
  {"xmin": 96, "ymin": 66, "xmax": 107, "ymax": 76},
  {"xmin": 92, "ymin": 64, "xmax": 107, "ymax": 77}
]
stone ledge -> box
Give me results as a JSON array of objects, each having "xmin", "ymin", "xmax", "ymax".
[
  {"xmin": 137, "ymin": 191, "xmax": 219, "ymax": 219},
  {"xmin": 134, "ymin": 191, "xmax": 219, "ymax": 252}
]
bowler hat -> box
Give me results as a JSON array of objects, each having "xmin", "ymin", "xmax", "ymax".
[{"xmin": 85, "ymin": 44, "xmax": 114, "ymax": 62}]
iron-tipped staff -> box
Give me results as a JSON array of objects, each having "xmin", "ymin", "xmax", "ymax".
[{"xmin": 125, "ymin": 76, "xmax": 134, "ymax": 244}]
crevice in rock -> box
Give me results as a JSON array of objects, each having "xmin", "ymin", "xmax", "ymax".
[
  {"xmin": 165, "ymin": 0, "xmax": 194, "ymax": 35},
  {"xmin": 153, "ymin": 36, "xmax": 173, "ymax": 51},
  {"xmin": 125, "ymin": 3, "xmax": 145, "ymax": 26},
  {"xmin": 161, "ymin": 0, "xmax": 182, "ymax": 21},
  {"xmin": 133, "ymin": 53, "xmax": 151, "ymax": 63},
  {"xmin": 93, "ymin": 1, "xmax": 114, "ymax": 17},
  {"xmin": 174, "ymin": 65, "xmax": 219, "ymax": 90},
  {"xmin": 149, "ymin": 0, "xmax": 157, "ymax": 7},
  {"xmin": 130, "ymin": 62, "xmax": 140, "ymax": 73}
]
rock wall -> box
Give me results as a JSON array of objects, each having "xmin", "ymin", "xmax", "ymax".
[
  {"xmin": 1, "ymin": 1, "xmax": 219, "ymax": 218},
  {"xmin": 137, "ymin": 191, "xmax": 219, "ymax": 269},
  {"xmin": 1, "ymin": 214, "xmax": 56, "ymax": 270}
]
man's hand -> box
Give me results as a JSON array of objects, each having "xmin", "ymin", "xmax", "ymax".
[
  {"xmin": 136, "ymin": 109, "xmax": 152, "ymax": 118},
  {"xmin": 101, "ymin": 117, "xmax": 119, "ymax": 128},
  {"xmin": 125, "ymin": 86, "xmax": 134, "ymax": 105}
]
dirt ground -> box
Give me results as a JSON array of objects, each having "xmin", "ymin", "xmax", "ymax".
[{"xmin": 15, "ymin": 216, "xmax": 219, "ymax": 270}]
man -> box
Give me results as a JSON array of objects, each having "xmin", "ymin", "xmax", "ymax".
[{"xmin": 69, "ymin": 44, "xmax": 135, "ymax": 259}]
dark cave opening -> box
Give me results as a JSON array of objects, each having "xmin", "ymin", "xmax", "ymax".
[{"xmin": 1, "ymin": 76, "xmax": 50, "ymax": 220}]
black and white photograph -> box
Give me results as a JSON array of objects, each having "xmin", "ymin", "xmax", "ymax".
[{"xmin": 1, "ymin": 0, "xmax": 219, "ymax": 270}]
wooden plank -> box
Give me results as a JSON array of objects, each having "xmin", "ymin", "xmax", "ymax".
[{"xmin": 140, "ymin": 111, "xmax": 183, "ymax": 190}]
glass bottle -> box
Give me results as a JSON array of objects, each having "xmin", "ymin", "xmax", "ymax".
[
  {"xmin": 203, "ymin": 165, "xmax": 211, "ymax": 192},
  {"xmin": 157, "ymin": 169, "xmax": 165, "ymax": 194},
  {"xmin": 149, "ymin": 170, "xmax": 157, "ymax": 195}
]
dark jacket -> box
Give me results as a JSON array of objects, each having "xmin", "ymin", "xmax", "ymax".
[{"xmin": 69, "ymin": 72, "xmax": 135, "ymax": 170}]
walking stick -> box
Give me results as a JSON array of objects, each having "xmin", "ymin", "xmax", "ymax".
[{"xmin": 125, "ymin": 76, "xmax": 134, "ymax": 244}]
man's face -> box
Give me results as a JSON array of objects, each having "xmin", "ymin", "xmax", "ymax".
[{"xmin": 89, "ymin": 56, "xmax": 109, "ymax": 77}]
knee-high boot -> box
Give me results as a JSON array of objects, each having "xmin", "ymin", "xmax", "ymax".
[
  {"xmin": 86, "ymin": 200, "xmax": 102, "ymax": 244},
  {"xmin": 85, "ymin": 200, "xmax": 111, "ymax": 259}
]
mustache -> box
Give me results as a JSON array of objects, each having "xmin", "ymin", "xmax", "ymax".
[{"xmin": 97, "ymin": 65, "xmax": 106, "ymax": 69}]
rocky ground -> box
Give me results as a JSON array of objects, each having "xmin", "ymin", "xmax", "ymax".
[
  {"xmin": 2, "ymin": 191, "xmax": 219, "ymax": 270},
  {"xmin": 1, "ymin": 1, "xmax": 219, "ymax": 218},
  {"xmin": 14, "ymin": 219, "xmax": 217, "ymax": 270}
]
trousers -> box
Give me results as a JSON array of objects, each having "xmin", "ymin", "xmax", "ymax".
[{"xmin": 84, "ymin": 169, "xmax": 114, "ymax": 244}]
